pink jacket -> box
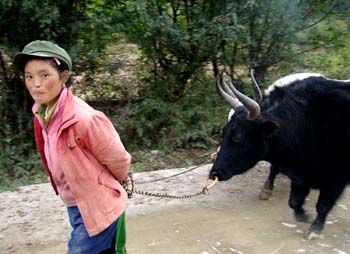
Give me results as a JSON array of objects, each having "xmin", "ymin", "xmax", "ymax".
[{"xmin": 33, "ymin": 88, "xmax": 132, "ymax": 236}]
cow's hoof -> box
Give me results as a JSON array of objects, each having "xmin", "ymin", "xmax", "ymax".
[
  {"xmin": 259, "ymin": 188, "xmax": 273, "ymax": 200},
  {"xmin": 295, "ymin": 212, "xmax": 309, "ymax": 223},
  {"xmin": 303, "ymin": 230, "xmax": 323, "ymax": 240}
]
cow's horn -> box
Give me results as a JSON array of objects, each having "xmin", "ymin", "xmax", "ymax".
[
  {"xmin": 250, "ymin": 69, "xmax": 262, "ymax": 103},
  {"xmin": 228, "ymin": 78, "xmax": 261, "ymax": 120},
  {"xmin": 216, "ymin": 75, "xmax": 242, "ymax": 110}
]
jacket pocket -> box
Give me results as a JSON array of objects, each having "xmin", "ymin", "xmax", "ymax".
[
  {"xmin": 66, "ymin": 135, "xmax": 79, "ymax": 150},
  {"xmin": 97, "ymin": 170, "xmax": 121, "ymax": 198}
]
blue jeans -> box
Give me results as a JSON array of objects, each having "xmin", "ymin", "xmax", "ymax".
[{"xmin": 67, "ymin": 206, "xmax": 118, "ymax": 254}]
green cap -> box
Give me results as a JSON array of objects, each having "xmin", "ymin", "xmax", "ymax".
[{"xmin": 13, "ymin": 40, "xmax": 72, "ymax": 71}]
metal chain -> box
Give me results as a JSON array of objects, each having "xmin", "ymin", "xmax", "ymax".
[
  {"xmin": 129, "ymin": 162, "xmax": 218, "ymax": 199},
  {"xmin": 132, "ymin": 187, "xmax": 208, "ymax": 199}
]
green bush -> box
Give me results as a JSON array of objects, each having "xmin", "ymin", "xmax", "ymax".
[
  {"xmin": 0, "ymin": 111, "xmax": 47, "ymax": 191},
  {"xmin": 122, "ymin": 76, "xmax": 228, "ymax": 151},
  {"xmin": 0, "ymin": 147, "xmax": 46, "ymax": 191}
]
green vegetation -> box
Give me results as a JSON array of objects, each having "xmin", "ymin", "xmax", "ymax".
[{"xmin": 1, "ymin": 0, "xmax": 349, "ymax": 190}]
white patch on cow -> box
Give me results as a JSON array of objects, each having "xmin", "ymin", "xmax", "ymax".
[
  {"xmin": 228, "ymin": 109, "xmax": 235, "ymax": 121},
  {"xmin": 264, "ymin": 73, "xmax": 324, "ymax": 95},
  {"xmin": 281, "ymin": 222, "xmax": 297, "ymax": 228},
  {"xmin": 325, "ymin": 77, "xmax": 350, "ymax": 83}
]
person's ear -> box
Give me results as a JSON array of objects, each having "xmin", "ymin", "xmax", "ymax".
[{"xmin": 62, "ymin": 70, "xmax": 70, "ymax": 84}]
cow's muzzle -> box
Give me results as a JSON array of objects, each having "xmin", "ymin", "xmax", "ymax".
[{"xmin": 209, "ymin": 170, "xmax": 221, "ymax": 181}]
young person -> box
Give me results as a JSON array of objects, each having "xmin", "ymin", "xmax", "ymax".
[{"xmin": 14, "ymin": 40, "xmax": 132, "ymax": 254}]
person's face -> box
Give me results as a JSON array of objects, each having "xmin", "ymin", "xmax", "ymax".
[{"xmin": 24, "ymin": 59, "xmax": 69, "ymax": 108}]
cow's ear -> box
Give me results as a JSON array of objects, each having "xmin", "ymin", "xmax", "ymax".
[{"xmin": 262, "ymin": 120, "xmax": 279, "ymax": 138}]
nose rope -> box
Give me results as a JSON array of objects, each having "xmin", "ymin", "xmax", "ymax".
[{"xmin": 202, "ymin": 176, "xmax": 219, "ymax": 195}]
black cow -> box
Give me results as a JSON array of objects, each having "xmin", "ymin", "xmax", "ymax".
[
  {"xmin": 209, "ymin": 72, "xmax": 350, "ymax": 239},
  {"xmin": 214, "ymin": 72, "xmax": 325, "ymax": 200}
]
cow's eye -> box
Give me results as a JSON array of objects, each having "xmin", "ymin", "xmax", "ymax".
[{"xmin": 231, "ymin": 134, "xmax": 243, "ymax": 144}]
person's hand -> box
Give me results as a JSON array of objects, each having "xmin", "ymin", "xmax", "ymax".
[{"xmin": 121, "ymin": 171, "xmax": 134, "ymax": 199}]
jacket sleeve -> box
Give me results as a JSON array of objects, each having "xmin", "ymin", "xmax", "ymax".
[{"xmin": 84, "ymin": 112, "xmax": 132, "ymax": 182}]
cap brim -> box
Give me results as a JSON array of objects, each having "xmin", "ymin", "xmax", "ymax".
[
  {"xmin": 13, "ymin": 53, "xmax": 55, "ymax": 72},
  {"xmin": 13, "ymin": 53, "xmax": 31, "ymax": 72},
  {"xmin": 13, "ymin": 52, "xmax": 71, "ymax": 72}
]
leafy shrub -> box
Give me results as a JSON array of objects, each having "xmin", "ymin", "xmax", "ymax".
[
  {"xmin": 122, "ymin": 76, "xmax": 228, "ymax": 151},
  {"xmin": 0, "ymin": 120, "xmax": 47, "ymax": 191},
  {"xmin": 0, "ymin": 147, "xmax": 46, "ymax": 191}
]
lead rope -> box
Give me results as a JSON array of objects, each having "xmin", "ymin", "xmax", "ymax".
[{"xmin": 122, "ymin": 163, "xmax": 219, "ymax": 199}]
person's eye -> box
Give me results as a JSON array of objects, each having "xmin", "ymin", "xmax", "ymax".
[
  {"xmin": 25, "ymin": 75, "xmax": 32, "ymax": 80},
  {"xmin": 42, "ymin": 74, "xmax": 49, "ymax": 79}
]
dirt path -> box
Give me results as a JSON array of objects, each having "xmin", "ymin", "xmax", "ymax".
[{"xmin": 1, "ymin": 162, "xmax": 350, "ymax": 254}]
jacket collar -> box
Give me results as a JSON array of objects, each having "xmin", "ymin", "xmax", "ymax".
[
  {"xmin": 57, "ymin": 88, "xmax": 79, "ymax": 136},
  {"xmin": 32, "ymin": 87, "xmax": 79, "ymax": 135}
]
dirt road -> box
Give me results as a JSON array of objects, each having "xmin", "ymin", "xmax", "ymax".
[{"xmin": 1, "ymin": 162, "xmax": 350, "ymax": 254}]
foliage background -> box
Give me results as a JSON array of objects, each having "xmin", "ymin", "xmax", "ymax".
[{"xmin": 0, "ymin": 0, "xmax": 349, "ymax": 190}]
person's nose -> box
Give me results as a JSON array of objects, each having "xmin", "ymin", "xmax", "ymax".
[{"xmin": 33, "ymin": 77, "xmax": 42, "ymax": 88}]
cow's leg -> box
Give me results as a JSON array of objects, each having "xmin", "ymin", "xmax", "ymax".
[
  {"xmin": 307, "ymin": 183, "xmax": 347, "ymax": 236},
  {"xmin": 259, "ymin": 165, "xmax": 280, "ymax": 200},
  {"xmin": 289, "ymin": 182, "xmax": 310, "ymax": 222}
]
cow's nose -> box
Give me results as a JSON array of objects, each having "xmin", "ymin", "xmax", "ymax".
[{"xmin": 209, "ymin": 170, "xmax": 220, "ymax": 180}]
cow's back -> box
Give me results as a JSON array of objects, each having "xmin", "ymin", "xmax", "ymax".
[{"xmin": 263, "ymin": 77, "xmax": 350, "ymax": 183}]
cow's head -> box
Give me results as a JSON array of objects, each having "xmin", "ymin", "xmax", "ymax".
[{"xmin": 209, "ymin": 71, "xmax": 279, "ymax": 181}]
